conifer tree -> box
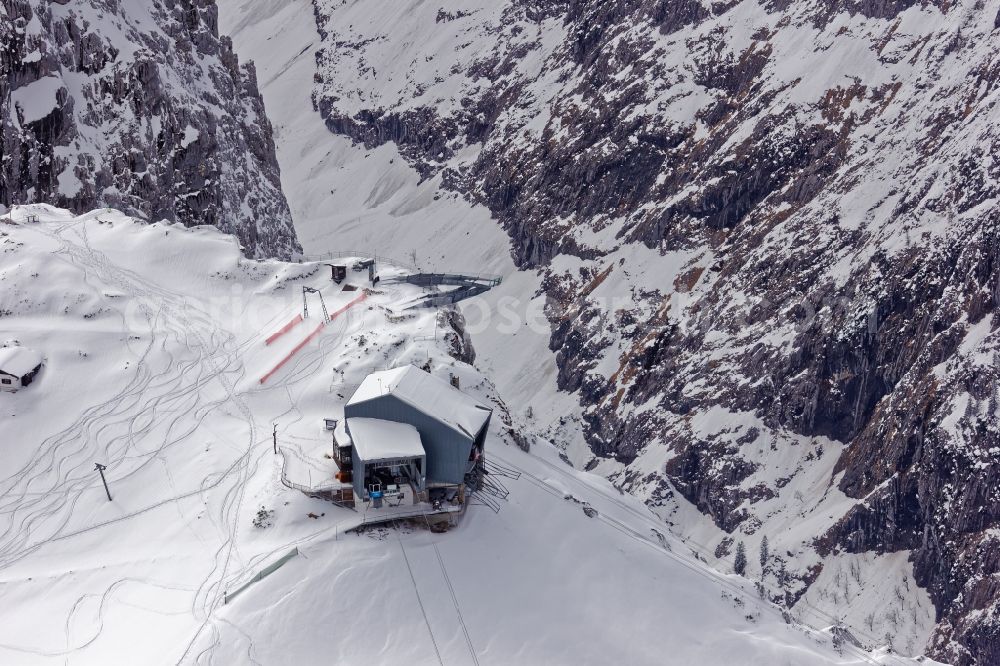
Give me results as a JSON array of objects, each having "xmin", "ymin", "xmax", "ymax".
[{"xmin": 734, "ymin": 541, "xmax": 748, "ymax": 576}]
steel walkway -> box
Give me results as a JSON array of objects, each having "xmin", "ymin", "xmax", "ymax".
[{"xmin": 386, "ymin": 272, "xmax": 503, "ymax": 308}]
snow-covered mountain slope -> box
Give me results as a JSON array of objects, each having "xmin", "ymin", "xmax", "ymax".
[
  {"xmin": 0, "ymin": 0, "xmax": 299, "ymax": 258},
  {"xmin": 213, "ymin": 0, "xmax": 507, "ymax": 271},
  {"xmin": 0, "ymin": 205, "xmax": 922, "ymax": 665},
  {"xmin": 216, "ymin": 0, "xmax": 588, "ymax": 526},
  {"xmin": 217, "ymin": 0, "xmax": 1000, "ymax": 663}
]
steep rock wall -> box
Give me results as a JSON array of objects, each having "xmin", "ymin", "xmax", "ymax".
[
  {"xmin": 308, "ymin": 0, "xmax": 1000, "ymax": 660},
  {"xmin": 0, "ymin": 0, "xmax": 300, "ymax": 258}
]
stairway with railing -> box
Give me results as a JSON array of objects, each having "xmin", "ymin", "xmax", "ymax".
[{"xmin": 466, "ymin": 458, "xmax": 519, "ymax": 513}]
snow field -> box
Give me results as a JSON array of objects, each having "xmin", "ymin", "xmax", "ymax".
[{"xmin": 0, "ymin": 206, "xmax": 937, "ymax": 664}]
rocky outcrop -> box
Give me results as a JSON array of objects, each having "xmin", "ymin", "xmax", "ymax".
[
  {"xmin": 0, "ymin": 0, "xmax": 299, "ymax": 259},
  {"xmin": 309, "ymin": 0, "xmax": 1000, "ymax": 660}
]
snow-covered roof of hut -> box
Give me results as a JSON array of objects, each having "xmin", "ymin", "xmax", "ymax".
[
  {"xmin": 347, "ymin": 418, "xmax": 424, "ymax": 461},
  {"xmin": 0, "ymin": 347, "xmax": 42, "ymax": 377},
  {"xmin": 348, "ymin": 366, "xmax": 492, "ymax": 438},
  {"xmin": 333, "ymin": 418, "xmax": 352, "ymax": 447}
]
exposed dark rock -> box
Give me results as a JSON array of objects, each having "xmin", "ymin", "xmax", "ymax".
[
  {"xmin": 0, "ymin": 0, "xmax": 299, "ymax": 259},
  {"xmin": 439, "ymin": 308, "xmax": 477, "ymax": 365},
  {"xmin": 309, "ymin": 0, "xmax": 1000, "ymax": 660}
]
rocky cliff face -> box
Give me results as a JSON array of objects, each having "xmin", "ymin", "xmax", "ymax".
[
  {"xmin": 1, "ymin": 0, "xmax": 299, "ymax": 259},
  {"xmin": 309, "ymin": 0, "xmax": 999, "ymax": 661}
]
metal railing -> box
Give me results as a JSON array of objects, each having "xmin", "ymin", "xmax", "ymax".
[
  {"xmin": 298, "ymin": 249, "xmax": 420, "ymax": 273},
  {"xmin": 299, "ymin": 251, "xmax": 505, "ymax": 284},
  {"xmin": 386, "ymin": 272, "xmax": 503, "ymax": 287},
  {"xmin": 278, "ymin": 446, "xmax": 348, "ymax": 495}
]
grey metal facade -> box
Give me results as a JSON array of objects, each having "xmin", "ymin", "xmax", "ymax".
[{"xmin": 345, "ymin": 394, "xmax": 489, "ymax": 485}]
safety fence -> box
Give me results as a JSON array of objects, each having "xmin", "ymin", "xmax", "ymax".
[
  {"xmin": 329, "ymin": 291, "xmax": 368, "ymax": 320},
  {"xmin": 223, "ymin": 547, "xmax": 299, "ymax": 604},
  {"xmin": 259, "ymin": 323, "xmax": 325, "ymax": 384},
  {"xmin": 258, "ymin": 292, "xmax": 368, "ymax": 384},
  {"xmin": 265, "ymin": 313, "xmax": 304, "ymax": 345}
]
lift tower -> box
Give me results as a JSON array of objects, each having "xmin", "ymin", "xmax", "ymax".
[{"xmin": 302, "ymin": 286, "xmax": 330, "ymax": 323}]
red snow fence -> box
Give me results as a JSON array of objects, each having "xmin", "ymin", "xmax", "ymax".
[
  {"xmin": 259, "ymin": 323, "xmax": 324, "ymax": 384},
  {"xmin": 258, "ymin": 291, "xmax": 369, "ymax": 384},
  {"xmin": 265, "ymin": 313, "xmax": 304, "ymax": 345},
  {"xmin": 330, "ymin": 291, "xmax": 368, "ymax": 321}
]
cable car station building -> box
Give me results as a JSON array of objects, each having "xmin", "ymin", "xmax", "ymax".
[{"xmin": 333, "ymin": 366, "xmax": 492, "ymax": 510}]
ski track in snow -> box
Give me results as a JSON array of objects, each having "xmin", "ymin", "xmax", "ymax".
[
  {"xmin": 0, "ymin": 208, "xmax": 938, "ymax": 665},
  {"xmin": 0, "ymin": 221, "xmax": 262, "ymax": 660},
  {"xmin": 0, "ymin": 210, "xmax": 428, "ymax": 664}
]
